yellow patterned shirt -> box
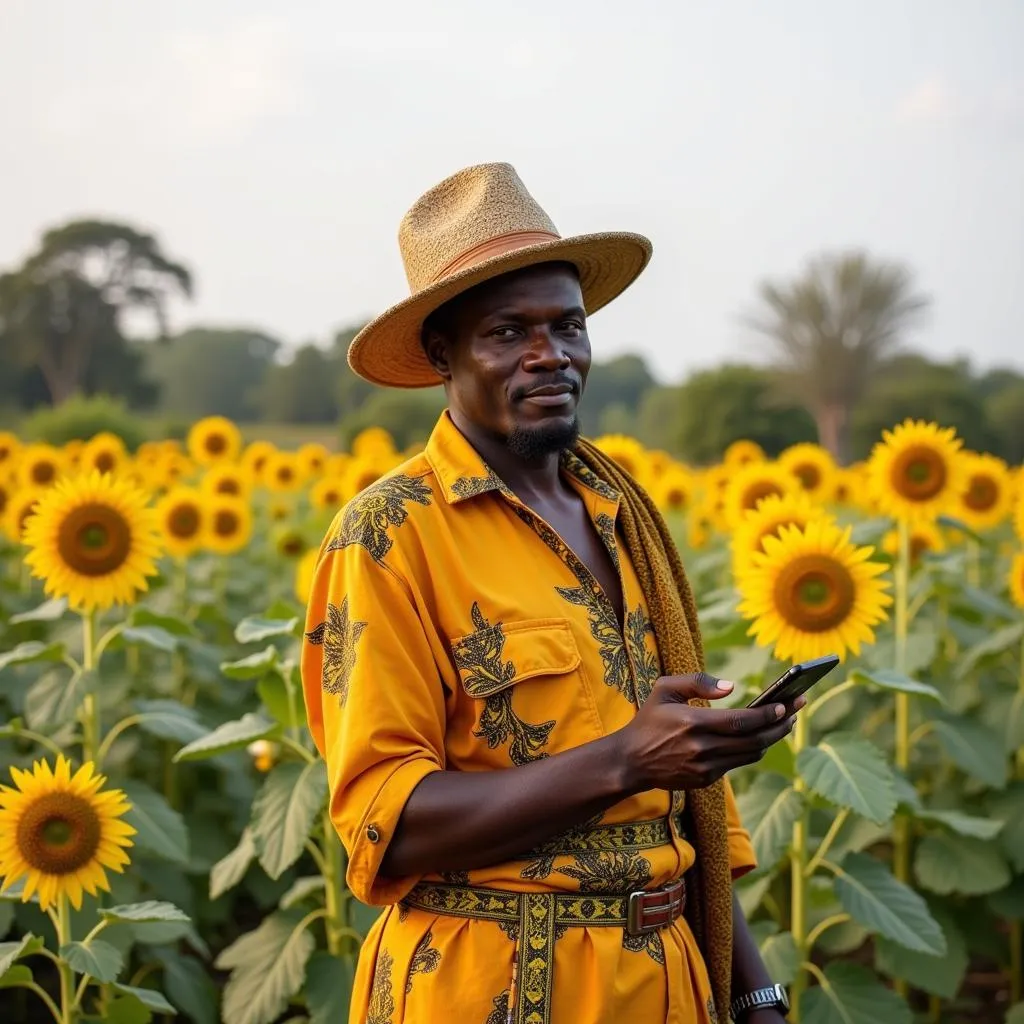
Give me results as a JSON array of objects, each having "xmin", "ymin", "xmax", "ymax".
[{"xmin": 301, "ymin": 411, "xmax": 756, "ymax": 1024}]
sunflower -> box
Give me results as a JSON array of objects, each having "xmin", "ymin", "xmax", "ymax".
[
  {"xmin": 722, "ymin": 461, "xmax": 796, "ymax": 527},
  {"xmin": 0, "ymin": 475, "xmax": 11, "ymax": 521},
  {"xmin": 3, "ymin": 488, "xmax": 46, "ymax": 544},
  {"xmin": 294, "ymin": 547, "xmax": 318, "ymax": 604},
  {"xmin": 593, "ymin": 434, "xmax": 647, "ymax": 480},
  {"xmin": 0, "ymin": 755, "xmax": 135, "ymax": 911},
  {"xmin": 22, "ymin": 472, "xmax": 162, "ymax": 612},
  {"xmin": 831, "ymin": 468, "xmax": 859, "ymax": 506},
  {"xmin": 268, "ymin": 499, "xmax": 292, "ymax": 522},
  {"xmin": 204, "ymin": 495, "xmax": 253, "ymax": 554},
  {"xmin": 779, "ymin": 443, "xmax": 837, "ymax": 502},
  {"xmin": 263, "ymin": 451, "xmax": 303, "ymax": 493},
  {"xmin": 0, "ymin": 431, "xmax": 21, "ymax": 473},
  {"xmin": 736, "ymin": 519, "xmax": 892, "ymax": 663},
  {"xmin": 201, "ymin": 464, "xmax": 251, "ymax": 500},
  {"xmin": 17, "ymin": 443, "xmax": 65, "ymax": 489},
  {"xmin": 1009, "ymin": 552, "xmax": 1024, "ymax": 611},
  {"xmin": 652, "ymin": 468, "xmax": 694, "ymax": 513},
  {"xmin": 867, "ymin": 419, "xmax": 966, "ymax": 524},
  {"xmin": 687, "ymin": 502, "xmax": 717, "ymax": 550},
  {"xmin": 297, "ymin": 442, "xmax": 331, "ymax": 479},
  {"xmin": 274, "ymin": 525, "xmax": 307, "ymax": 560},
  {"xmin": 731, "ymin": 492, "xmax": 830, "ymax": 573},
  {"xmin": 955, "ymin": 453, "xmax": 1014, "ymax": 531},
  {"xmin": 1016, "ymin": 489, "xmax": 1024, "ymax": 544},
  {"xmin": 343, "ymin": 458, "xmax": 386, "ymax": 500},
  {"xmin": 351, "ymin": 426, "xmax": 396, "ymax": 460},
  {"xmin": 80, "ymin": 432, "xmax": 129, "ymax": 477},
  {"xmin": 247, "ymin": 740, "xmax": 280, "ymax": 774},
  {"xmin": 187, "ymin": 416, "xmax": 242, "ymax": 466},
  {"xmin": 723, "ymin": 439, "xmax": 765, "ymax": 467},
  {"xmin": 324, "ymin": 452, "xmax": 353, "ymax": 479},
  {"xmin": 239, "ymin": 440, "xmax": 276, "ymax": 481},
  {"xmin": 882, "ymin": 521, "xmax": 946, "ymax": 564},
  {"xmin": 310, "ymin": 476, "xmax": 346, "ymax": 511},
  {"xmin": 155, "ymin": 487, "xmax": 205, "ymax": 558}
]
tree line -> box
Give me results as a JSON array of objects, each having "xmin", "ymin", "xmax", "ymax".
[{"xmin": 2, "ymin": 219, "xmax": 1022, "ymax": 464}]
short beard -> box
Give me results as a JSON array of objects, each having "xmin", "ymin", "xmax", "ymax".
[{"xmin": 506, "ymin": 418, "xmax": 580, "ymax": 462}]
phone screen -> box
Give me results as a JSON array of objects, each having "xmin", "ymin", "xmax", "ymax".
[{"xmin": 746, "ymin": 654, "xmax": 840, "ymax": 709}]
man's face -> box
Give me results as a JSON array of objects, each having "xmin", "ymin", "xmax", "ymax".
[{"xmin": 424, "ymin": 263, "xmax": 590, "ymax": 459}]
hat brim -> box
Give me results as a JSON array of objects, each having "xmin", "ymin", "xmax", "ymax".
[{"xmin": 347, "ymin": 231, "xmax": 653, "ymax": 388}]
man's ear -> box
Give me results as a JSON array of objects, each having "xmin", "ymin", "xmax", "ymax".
[{"xmin": 422, "ymin": 329, "xmax": 453, "ymax": 381}]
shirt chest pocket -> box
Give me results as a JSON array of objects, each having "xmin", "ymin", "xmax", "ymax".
[{"xmin": 450, "ymin": 616, "xmax": 582, "ymax": 698}]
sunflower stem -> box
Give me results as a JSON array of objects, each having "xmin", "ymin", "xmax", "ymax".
[
  {"xmin": 893, "ymin": 518, "xmax": 912, "ymax": 1000},
  {"xmin": 1017, "ymin": 632, "xmax": 1024, "ymax": 778},
  {"xmin": 11, "ymin": 727, "xmax": 65, "ymax": 759},
  {"xmin": 20, "ymin": 981, "xmax": 63, "ymax": 1024},
  {"xmin": 55, "ymin": 893, "xmax": 77, "ymax": 1024},
  {"xmin": 966, "ymin": 538, "xmax": 981, "ymax": 588},
  {"xmin": 321, "ymin": 808, "xmax": 347, "ymax": 957},
  {"xmin": 80, "ymin": 610, "xmax": 99, "ymax": 766},
  {"xmin": 789, "ymin": 713, "xmax": 810, "ymax": 1023}
]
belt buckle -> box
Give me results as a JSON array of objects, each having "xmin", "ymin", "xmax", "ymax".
[{"xmin": 627, "ymin": 890, "xmax": 655, "ymax": 936}]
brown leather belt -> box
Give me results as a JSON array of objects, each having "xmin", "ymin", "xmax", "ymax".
[{"xmin": 626, "ymin": 876, "xmax": 687, "ymax": 935}]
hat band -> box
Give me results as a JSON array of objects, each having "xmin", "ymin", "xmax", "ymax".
[{"xmin": 428, "ymin": 229, "xmax": 561, "ymax": 285}]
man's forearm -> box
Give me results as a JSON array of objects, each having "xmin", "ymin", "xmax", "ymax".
[
  {"xmin": 732, "ymin": 890, "xmax": 785, "ymax": 1020},
  {"xmin": 381, "ymin": 730, "xmax": 638, "ymax": 878}
]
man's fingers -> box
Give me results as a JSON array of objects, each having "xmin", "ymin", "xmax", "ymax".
[
  {"xmin": 658, "ymin": 672, "xmax": 734, "ymax": 703},
  {"xmin": 695, "ymin": 702, "xmax": 790, "ymax": 736}
]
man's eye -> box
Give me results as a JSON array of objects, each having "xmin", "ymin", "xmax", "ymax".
[
  {"xmin": 558, "ymin": 321, "xmax": 584, "ymax": 334},
  {"xmin": 491, "ymin": 327, "xmax": 519, "ymax": 339}
]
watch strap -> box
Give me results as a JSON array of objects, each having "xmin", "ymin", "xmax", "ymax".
[{"xmin": 730, "ymin": 982, "xmax": 789, "ymax": 1020}]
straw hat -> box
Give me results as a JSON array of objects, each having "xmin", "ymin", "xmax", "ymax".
[{"xmin": 347, "ymin": 162, "xmax": 652, "ymax": 388}]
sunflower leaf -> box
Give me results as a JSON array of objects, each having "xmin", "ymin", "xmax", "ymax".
[
  {"xmin": 210, "ymin": 827, "xmax": 257, "ymax": 900},
  {"xmin": 121, "ymin": 626, "xmax": 179, "ymax": 653},
  {"xmin": 305, "ymin": 950, "xmax": 354, "ymax": 1024},
  {"xmin": 915, "ymin": 832, "xmax": 1011, "ymax": 896},
  {"xmin": 0, "ymin": 934, "xmax": 44, "ymax": 978},
  {"xmin": 235, "ymin": 616, "xmax": 300, "ymax": 644},
  {"xmin": 251, "ymin": 761, "xmax": 328, "ymax": 879},
  {"xmin": 850, "ymin": 668, "xmax": 944, "ymax": 703},
  {"xmin": 128, "ymin": 608, "xmax": 196, "ymax": 637},
  {"xmin": 930, "ymin": 714, "xmax": 1008, "ymax": 789},
  {"xmin": 796, "ymin": 733, "xmax": 897, "ymax": 824},
  {"xmin": 0, "ymin": 877, "xmax": 39, "ymax": 903},
  {"xmin": 917, "ymin": 808, "xmax": 1004, "ymax": 840},
  {"xmin": 173, "ymin": 712, "xmax": 277, "ymax": 762},
  {"xmin": 0, "ymin": 965, "xmax": 34, "ymax": 988},
  {"xmin": 800, "ymin": 962, "xmax": 912, "ymax": 1024},
  {"xmin": 25, "ymin": 667, "xmax": 96, "ymax": 728},
  {"xmin": 957, "ymin": 622, "xmax": 1024, "ymax": 678},
  {"xmin": 101, "ymin": 901, "xmax": 191, "ymax": 925},
  {"xmin": 151, "ymin": 948, "xmax": 217, "ymax": 1024},
  {"xmin": 8, "ymin": 597, "xmax": 68, "ymax": 625},
  {"xmin": 132, "ymin": 700, "xmax": 209, "ymax": 745},
  {"xmin": 875, "ymin": 904, "xmax": 968, "ymax": 1000},
  {"xmin": 832, "ymin": 853, "xmax": 946, "ymax": 954},
  {"xmin": 112, "ymin": 982, "xmax": 177, "ymax": 1014},
  {"xmin": 221, "ymin": 647, "xmax": 279, "ymax": 680},
  {"xmin": 60, "ymin": 938, "xmax": 124, "ymax": 982},
  {"xmin": 214, "ymin": 910, "xmax": 316, "ymax": 1024},
  {"xmin": 0, "ymin": 641, "xmax": 66, "ymax": 673},
  {"xmin": 279, "ymin": 876, "xmax": 326, "ymax": 910},
  {"xmin": 120, "ymin": 780, "xmax": 190, "ymax": 865},
  {"xmin": 104, "ymin": 994, "xmax": 153, "ymax": 1024},
  {"xmin": 735, "ymin": 773, "xmax": 804, "ymax": 869}
]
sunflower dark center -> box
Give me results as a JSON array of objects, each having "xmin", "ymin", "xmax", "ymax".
[
  {"xmin": 216, "ymin": 479, "xmax": 240, "ymax": 495},
  {"xmin": 774, "ymin": 553, "xmax": 856, "ymax": 632},
  {"xmin": 95, "ymin": 452, "xmax": 116, "ymax": 473},
  {"xmin": 58, "ymin": 503, "xmax": 132, "ymax": 576},
  {"xmin": 891, "ymin": 445, "xmax": 947, "ymax": 501},
  {"xmin": 32, "ymin": 461, "xmax": 57, "ymax": 485},
  {"xmin": 964, "ymin": 474, "xmax": 997, "ymax": 512},
  {"xmin": 168, "ymin": 504, "xmax": 200, "ymax": 538},
  {"xmin": 795, "ymin": 464, "xmax": 820, "ymax": 489},
  {"xmin": 214, "ymin": 509, "xmax": 239, "ymax": 536},
  {"xmin": 17, "ymin": 791, "xmax": 102, "ymax": 874},
  {"xmin": 742, "ymin": 480, "xmax": 784, "ymax": 511},
  {"xmin": 205, "ymin": 434, "xmax": 227, "ymax": 455},
  {"xmin": 280, "ymin": 536, "xmax": 304, "ymax": 556},
  {"xmin": 278, "ymin": 467, "xmax": 294, "ymax": 483}
]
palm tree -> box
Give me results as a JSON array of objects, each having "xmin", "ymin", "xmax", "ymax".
[{"xmin": 748, "ymin": 252, "xmax": 929, "ymax": 463}]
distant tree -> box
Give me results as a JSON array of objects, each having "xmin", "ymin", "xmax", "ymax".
[
  {"xmin": 145, "ymin": 328, "xmax": 280, "ymax": 421},
  {"xmin": 986, "ymin": 382, "xmax": 1024, "ymax": 463},
  {"xmin": 339, "ymin": 389, "xmax": 447, "ymax": 451},
  {"xmin": 578, "ymin": 354, "xmax": 656, "ymax": 436},
  {"xmin": 645, "ymin": 364, "xmax": 816, "ymax": 464},
  {"xmin": 748, "ymin": 252, "xmax": 928, "ymax": 463},
  {"xmin": 850, "ymin": 354, "xmax": 999, "ymax": 459},
  {"xmin": 330, "ymin": 324, "xmax": 379, "ymax": 417},
  {"xmin": 258, "ymin": 344, "xmax": 340, "ymax": 423},
  {"xmin": 0, "ymin": 220, "xmax": 191, "ymax": 405}
]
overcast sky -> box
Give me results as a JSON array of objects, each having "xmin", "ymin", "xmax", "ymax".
[{"xmin": 2, "ymin": 1, "xmax": 1022, "ymax": 381}]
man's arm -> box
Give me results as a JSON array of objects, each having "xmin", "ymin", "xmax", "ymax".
[
  {"xmin": 731, "ymin": 890, "xmax": 788, "ymax": 1022},
  {"xmin": 382, "ymin": 674, "xmax": 799, "ymax": 878}
]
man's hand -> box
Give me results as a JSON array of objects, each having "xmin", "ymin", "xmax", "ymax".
[{"xmin": 616, "ymin": 672, "xmax": 803, "ymax": 793}]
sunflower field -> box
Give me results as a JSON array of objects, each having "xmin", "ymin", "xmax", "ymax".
[{"xmin": 1, "ymin": 416, "xmax": 1023, "ymax": 1024}]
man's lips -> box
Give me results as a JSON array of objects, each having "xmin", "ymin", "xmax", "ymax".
[{"xmin": 520, "ymin": 384, "xmax": 577, "ymax": 408}]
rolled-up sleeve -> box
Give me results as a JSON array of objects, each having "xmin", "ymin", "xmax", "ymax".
[
  {"xmin": 300, "ymin": 534, "xmax": 445, "ymax": 906},
  {"xmin": 724, "ymin": 777, "xmax": 757, "ymax": 880}
]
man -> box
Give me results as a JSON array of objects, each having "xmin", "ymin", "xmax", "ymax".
[{"xmin": 301, "ymin": 163, "xmax": 797, "ymax": 1024}]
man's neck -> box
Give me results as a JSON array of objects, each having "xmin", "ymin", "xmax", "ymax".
[{"xmin": 449, "ymin": 410, "xmax": 566, "ymax": 505}]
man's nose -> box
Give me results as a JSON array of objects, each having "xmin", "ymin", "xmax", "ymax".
[{"xmin": 522, "ymin": 329, "xmax": 571, "ymax": 370}]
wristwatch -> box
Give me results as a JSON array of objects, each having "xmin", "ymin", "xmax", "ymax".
[{"xmin": 730, "ymin": 983, "xmax": 790, "ymax": 1020}]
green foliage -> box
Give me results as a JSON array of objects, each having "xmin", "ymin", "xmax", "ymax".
[
  {"xmin": 258, "ymin": 345, "xmax": 340, "ymax": 423},
  {"xmin": 645, "ymin": 364, "xmax": 816, "ymax": 463},
  {"xmin": 338, "ymin": 387, "xmax": 447, "ymax": 451},
  {"xmin": 19, "ymin": 394, "xmax": 150, "ymax": 448},
  {"xmin": 577, "ymin": 354, "xmax": 656, "ymax": 435}
]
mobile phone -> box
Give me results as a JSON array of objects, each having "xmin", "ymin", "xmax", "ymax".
[{"xmin": 746, "ymin": 654, "xmax": 840, "ymax": 709}]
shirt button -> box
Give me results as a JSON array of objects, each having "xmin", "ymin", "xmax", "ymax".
[{"xmin": 366, "ymin": 824, "xmax": 381, "ymax": 843}]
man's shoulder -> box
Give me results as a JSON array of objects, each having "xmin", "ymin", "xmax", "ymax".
[{"xmin": 323, "ymin": 450, "xmax": 442, "ymax": 566}]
